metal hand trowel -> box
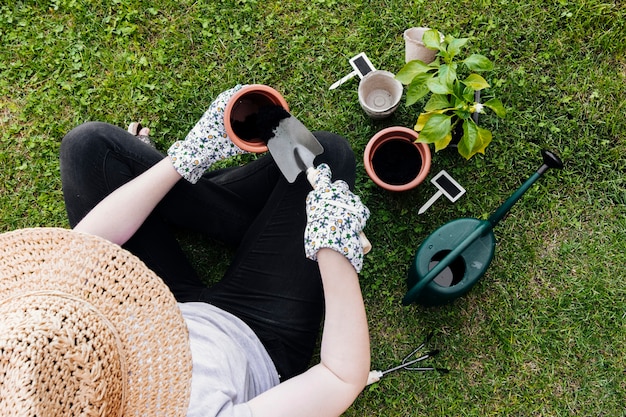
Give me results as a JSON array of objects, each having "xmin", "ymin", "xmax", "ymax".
[
  {"xmin": 256, "ymin": 105, "xmax": 372, "ymax": 254},
  {"xmin": 264, "ymin": 111, "xmax": 324, "ymax": 183}
]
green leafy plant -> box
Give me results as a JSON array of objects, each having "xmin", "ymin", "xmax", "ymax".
[{"xmin": 396, "ymin": 29, "xmax": 507, "ymax": 159}]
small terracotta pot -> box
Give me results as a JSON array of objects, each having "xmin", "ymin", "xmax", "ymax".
[
  {"xmin": 363, "ymin": 126, "xmax": 431, "ymax": 191},
  {"xmin": 224, "ymin": 84, "xmax": 289, "ymax": 153}
]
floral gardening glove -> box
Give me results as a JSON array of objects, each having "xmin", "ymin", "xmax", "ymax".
[
  {"xmin": 168, "ymin": 84, "xmax": 249, "ymax": 183},
  {"xmin": 305, "ymin": 163, "xmax": 370, "ymax": 273}
]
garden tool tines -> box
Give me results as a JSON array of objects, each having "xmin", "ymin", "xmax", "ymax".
[{"xmin": 367, "ymin": 332, "xmax": 449, "ymax": 385}]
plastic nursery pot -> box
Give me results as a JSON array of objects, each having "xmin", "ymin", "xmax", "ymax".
[
  {"xmin": 357, "ymin": 70, "xmax": 403, "ymax": 120},
  {"xmin": 404, "ymin": 27, "xmax": 439, "ymax": 64},
  {"xmin": 224, "ymin": 84, "xmax": 290, "ymax": 153},
  {"xmin": 363, "ymin": 126, "xmax": 431, "ymax": 192}
]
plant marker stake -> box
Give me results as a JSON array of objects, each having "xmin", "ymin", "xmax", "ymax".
[
  {"xmin": 330, "ymin": 52, "xmax": 376, "ymax": 90},
  {"xmin": 329, "ymin": 71, "xmax": 357, "ymax": 90},
  {"xmin": 418, "ymin": 190, "xmax": 443, "ymax": 214},
  {"xmin": 419, "ymin": 170, "xmax": 466, "ymax": 214}
]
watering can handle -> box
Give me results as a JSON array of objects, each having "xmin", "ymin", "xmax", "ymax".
[
  {"xmin": 538, "ymin": 149, "xmax": 564, "ymax": 173},
  {"xmin": 307, "ymin": 167, "xmax": 372, "ymax": 255}
]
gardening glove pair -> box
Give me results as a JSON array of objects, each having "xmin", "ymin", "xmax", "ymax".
[
  {"xmin": 305, "ymin": 163, "xmax": 370, "ymax": 273},
  {"xmin": 168, "ymin": 84, "xmax": 249, "ymax": 183}
]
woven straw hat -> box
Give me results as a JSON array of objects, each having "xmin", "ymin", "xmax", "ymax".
[{"xmin": 0, "ymin": 228, "xmax": 192, "ymax": 416}]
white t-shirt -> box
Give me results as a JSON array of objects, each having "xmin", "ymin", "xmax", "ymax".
[{"xmin": 179, "ymin": 302, "xmax": 280, "ymax": 417}]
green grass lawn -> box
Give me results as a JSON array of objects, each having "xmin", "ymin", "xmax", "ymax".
[{"xmin": 2, "ymin": 0, "xmax": 625, "ymax": 415}]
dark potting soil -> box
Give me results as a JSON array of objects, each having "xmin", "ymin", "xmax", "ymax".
[
  {"xmin": 256, "ymin": 105, "xmax": 290, "ymax": 142},
  {"xmin": 231, "ymin": 115, "xmax": 258, "ymax": 141},
  {"xmin": 371, "ymin": 139, "xmax": 421, "ymax": 185},
  {"xmin": 231, "ymin": 105, "xmax": 290, "ymax": 142}
]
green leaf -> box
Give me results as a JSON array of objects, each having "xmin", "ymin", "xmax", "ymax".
[
  {"xmin": 414, "ymin": 112, "xmax": 434, "ymax": 132},
  {"xmin": 463, "ymin": 73, "xmax": 490, "ymax": 90},
  {"xmin": 427, "ymin": 76, "xmax": 453, "ymax": 95},
  {"xmin": 483, "ymin": 98, "xmax": 507, "ymax": 117},
  {"xmin": 463, "ymin": 54, "xmax": 494, "ymax": 72},
  {"xmin": 424, "ymin": 94, "xmax": 451, "ymax": 111},
  {"xmin": 447, "ymin": 37, "xmax": 469, "ymax": 57},
  {"xmin": 433, "ymin": 132, "xmax": 453, "ymax": 151},
  {"xmin": 406, "ymin": 73, "xmax": 433, "ymax": 105},
  {"xmin": 396, "ymin": 60, "xmax": 432, "ymax": 84},
  {"xmin": 475, "ymin": 125, "xmax": 493, "ymax": 153},
  {"xmin": 422, "ymin": 29, "xmax": 443, "ymax": 50},
  {"xmin": 406, "ymin": 84, "xmax": 430, "ymax": 106},
  {"xmin": 454, "ymin": 107, "xmax": 472, "ymax": 120},
  {"xmin": 457, "ymin": 121, "xmax": 492, "ymax": 159},
  {"xmin": 461, "ymin": 84, "xmax": 476, "ymax": 102},
  {"xmin": 439, "ymin": 63, "xmax": 457, "ymax": 89},
  {"xmin": 452, "ymin": 82, "xmax": 467, "ymax": 101},
  {"xmin": 462, "ymin": 91, "xmax": 475, "ymax": 103},
  {"xmin": 416, "ymin": 113, "xmax": 453, "ymax": 144},
  {"xmin": 457, "ymin": 121, "xmax": 477, "ymax": 159}
]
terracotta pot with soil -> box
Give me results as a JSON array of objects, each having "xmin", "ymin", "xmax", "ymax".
[
  {"xmin": 363, "ymin": 126, "xmax": 431, "ymax": 192},
  {"xmin": 224, "ymin": 84, "xmax": 289, "ymax": 153}
]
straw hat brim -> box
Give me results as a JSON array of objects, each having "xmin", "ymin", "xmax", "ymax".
[{"xmin": 0, "ymin": 228, "xmax": 191, "ymax": 416}]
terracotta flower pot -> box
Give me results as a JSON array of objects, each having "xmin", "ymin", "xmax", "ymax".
[
  {"xmin": 224, "ymin": 84, "xmax": 289, "ymax": 153},
  {"xmin": 363, "ymin": 126, "xmax": 431, "ymax": 191}
]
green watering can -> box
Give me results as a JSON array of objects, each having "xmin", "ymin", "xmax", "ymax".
[{"xmin": 404, "ymin": 150, "xmax": 563, "ymax": 306}]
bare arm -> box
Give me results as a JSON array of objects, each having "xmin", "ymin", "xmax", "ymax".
[
  {"xmin": 73, "ymin": 157, "xmax": 182, "ymax": 245},
  {"xmin": 247, "ymin": 248, "xmax": 370, "ymax": 417}
]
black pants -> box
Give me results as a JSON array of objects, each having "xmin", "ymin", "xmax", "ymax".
[{"xmin": 59, "ymin": 121, "xmax": 356, "ymax": 379}]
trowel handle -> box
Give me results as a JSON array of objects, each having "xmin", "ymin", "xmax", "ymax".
[
  {"xmin": 306, "ymin": 167, "xmax": 372, "ymax": 255},
  {"xmin": 305, "ymin": 167, "xmax": 319, "ymax": 186}
]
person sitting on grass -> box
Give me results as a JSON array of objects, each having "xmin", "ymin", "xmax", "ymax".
[{"xmin": 0, "ymin": 85, "xmax": 371, "ymax": 417}]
